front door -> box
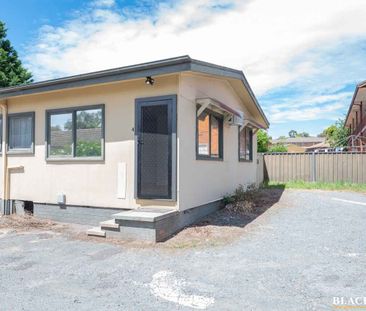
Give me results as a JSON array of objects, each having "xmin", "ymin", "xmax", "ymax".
[{"xmin": 135, "ymin": 95, "xmax": 177, "ymax": 200}]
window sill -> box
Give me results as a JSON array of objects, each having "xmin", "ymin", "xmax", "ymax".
[
  {"xmin": 5, "ymin": 149, "xmax": 34, "ymax": 156},
  {"xmin": 239, "ymin": 158, "xmax": 253, "ymax": 162},
  {"xmin": 46, "ymin": 156, "xmax": 104, "ymax": 163},
  {"xmin": 196, "ymin": 156, "xmax": 224, "ymax": 161}
]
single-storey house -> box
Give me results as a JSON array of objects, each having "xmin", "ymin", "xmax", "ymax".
[
  {"xmin": 0, "ymin": 56, "xmax": 269, "ymax": 241},
  {"xmin": 270, "ymin": 136, "xmax": 328, "ymax": 153},
  {"xmin": 271, "ymin": 136, "xmax": 325, "ymax": 148}
]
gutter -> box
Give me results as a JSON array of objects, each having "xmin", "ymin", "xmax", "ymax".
[{"xmin": 0, "ymin": 100, "xmax": 8, "ymax": 214}]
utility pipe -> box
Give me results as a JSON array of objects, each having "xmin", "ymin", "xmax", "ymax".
[{"xmin": 0, "ymin": 100, "xmax": 8, "ymax": 214}]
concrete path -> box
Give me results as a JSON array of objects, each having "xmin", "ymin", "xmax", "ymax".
[{"xmin": 0, "ymin": 190, "xmax": 365, "ymax": 310}]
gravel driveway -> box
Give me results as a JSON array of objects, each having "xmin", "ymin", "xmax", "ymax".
[{"xmin": 0, "ymin": 189, "xmax": 365, "ymax": 310}]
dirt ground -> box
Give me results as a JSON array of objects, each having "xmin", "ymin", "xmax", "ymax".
[{"xmin": 0, "ymin": 188, "xmax": 284, "ymax": 249}]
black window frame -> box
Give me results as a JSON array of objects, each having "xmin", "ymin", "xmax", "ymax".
[
  {"xmin": 6, "ymin": 112, "xmax": 35, "ymax": 155},
  {"xmin": 45, "ymin": 104, "xmax": 105, "ymax": 161},
  {"xmin": 238, "ymin": 126, "xmax": 253, "ymax": 162},
  {"xmin": 196, "ymin": 107, "xmax": 224, "ymax": 161}
]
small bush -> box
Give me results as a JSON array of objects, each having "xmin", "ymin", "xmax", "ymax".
[
  {"xmin": 224, "ymin": 183, "xmax": 258, "ymax": 214},
  {"xmin": 269, "ymin": 144, "xmax": 288, "ymax": 153},
  {"xmin": 223, "ymin": 194, "xmax": 235, "ymax": 205}
]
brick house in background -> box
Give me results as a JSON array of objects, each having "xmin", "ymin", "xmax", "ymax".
[
  {"xmin": 345, "ymin": 80, "xmax": 366, "ymax": 151},
  {"xmin": 270, "ymin": 137, "xmax": 326, "ymax": 153}
]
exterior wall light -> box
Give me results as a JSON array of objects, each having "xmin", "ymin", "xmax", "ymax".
[{"xmin": 145, "ymin": 76, "xmax": 155, "ymax": 86}]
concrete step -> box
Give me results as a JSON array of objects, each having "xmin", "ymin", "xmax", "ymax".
[
  {"xmin": 87, "ymin": 227, "xmax": 106, "ymax": 237},
  {"xmin": 100, "ymin": 219, "xmax": 119, "ymax": 229},
  {"xmin": 113, "ymin": 208, "xmax": 178, "ymax": 223}
]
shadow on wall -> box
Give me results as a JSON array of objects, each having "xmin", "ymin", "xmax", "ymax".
[{"xmin": 193, "ymin": 186, "xmax": 285, "ymax": 229}]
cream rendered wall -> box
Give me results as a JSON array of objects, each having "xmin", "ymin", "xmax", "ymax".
[
  {"xmin": 178, "ymin": 73, "xmax": 258, "ymax": 211},
  {"xmin": 4, "ymin": 75, "xmax": 179, "ymax": 209}
]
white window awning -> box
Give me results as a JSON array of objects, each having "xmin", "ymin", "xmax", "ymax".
[
  {"xmin": 242, "ymin": 119, "xmax": 266, "ymax": 130},
  {"xmin": 239, "ymin": 119, "xmax": 266, "ymax": 134},
  {"xmin": 196, "ymin": 97, "xmax": 242, "ymax": 118},
  {"xmin": 196, "ymin": 97, "xmax": 265, "ymax": 132}
]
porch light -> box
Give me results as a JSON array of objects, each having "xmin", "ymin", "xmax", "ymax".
[{"xmin": 145, "ymin": 76, "xmax": 155, "ymax": 86}]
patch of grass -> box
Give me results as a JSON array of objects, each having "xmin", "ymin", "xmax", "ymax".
[{"xmin": 263, "ymin": 180, "xmax": 366, "ymax": 193}]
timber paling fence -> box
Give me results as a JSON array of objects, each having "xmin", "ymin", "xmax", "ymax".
[{"xmin": 263, "ymin": 152, "xmax": 366, "ymax": 184}]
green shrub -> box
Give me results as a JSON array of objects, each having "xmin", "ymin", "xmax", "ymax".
[
  {"xmin": 224, "ymin": 183, "xmax": 257, "ymax": 205},
  {"xmin": 269, "ymin": 144, "xmax": 288, "ymax": 153},
  {"xmin": 76, "ymin": 141, "xmax": 101, "ymax": 157}
]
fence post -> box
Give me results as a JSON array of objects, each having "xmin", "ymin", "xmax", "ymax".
[{"xmin": 311, "ymin": 152, "xmax": 316, "ymax": 182}]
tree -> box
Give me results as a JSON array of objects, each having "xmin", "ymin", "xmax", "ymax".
[
  {"xmin": 296, "ymin": 132, "xmax": 309, "ymax": 137},
  {"xmin": 64, "ymin": 110, "xmax": 102, "ymax": 130},
  {"xmin": 323, "ymin": 118, "xmax": 350, "ymax": 147},
  {"xmin": 0, "ymin": 21, "xmax": 32, "ymax": 87},
  {"xmin": 257, "ymin": 129, "xmax": 270, "ymax": 152},
  {"xmin": 288, "ymin": 130, "xmax": 297, "ymax": 138},
  {"xmin": 269, "ymin": 144, "xmax": 288, "ymax": 153}
]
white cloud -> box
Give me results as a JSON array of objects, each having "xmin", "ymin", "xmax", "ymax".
[
  {"xmin": 92, "ymin": 0, "xmax": 116, "ymax": 8},
  {"xmin": 269, "ymin": 92, "xmax": 354, "ymax": 111},
  {"xmin": 24, "ymin": 0, "xmax": 366, "ymax": 135},
  {"xmin": 26, "ymin": 0, "xmax": 366, "ymax": 90},
  {"xmin": 270, "ymin": 102, "xmax": 345, "ymax": 123}
]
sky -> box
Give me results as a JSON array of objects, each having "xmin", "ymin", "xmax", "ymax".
[{"xmin": 1, "ymin": 0, "xmax": 366, "ymax": 138}]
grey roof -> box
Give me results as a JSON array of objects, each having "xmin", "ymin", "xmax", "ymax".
[
  {"xmin": 272, "ymin": 137, "xmax": 325, "ymax": 144},
  {"xmin": 0, "ymin": 55, "xmax": 269, "ymax": 127}
]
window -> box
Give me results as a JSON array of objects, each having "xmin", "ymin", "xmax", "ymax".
[
  {"xmin": 196, "ymin": 108, "xmax": 223, "ymax": 160},
  {"xmin": 239, "ymin": 127, "xmax": 253, "ymax": 161},
  {"xmin": 8, "ymin": 112, "xmax": 35, "ymax": 153},
  {"xmin": 46, "ymin": 105, "xmax": 104, "ymax": 159}
]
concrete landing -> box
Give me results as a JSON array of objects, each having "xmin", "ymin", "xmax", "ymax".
[
  {"xmin": 86, "ymin": 200, "xmax": 222, "ymax": 242},
  {"xmin": 113, "ymin": 208, "xmax": 178, "ymax": 222}
]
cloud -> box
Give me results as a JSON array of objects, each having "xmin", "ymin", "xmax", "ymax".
[
  {"xmin": 23, "ymin": 0, "xmax": 366, "ymax": 135},
  {"xmin": 270, "ymin": 102, "xmax": 345, "ymax": 123},
  {"xmin": 92, "ymin": 0, "xmax": 116, "ymax": 8},
  {"xmin": 269, "ymin": 92, "xmax": 354, "ymax": 111}
]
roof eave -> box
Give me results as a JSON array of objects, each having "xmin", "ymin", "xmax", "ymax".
[{"xmin": 345, "ymin": 83, "xmax": 363, "ymax": 125}]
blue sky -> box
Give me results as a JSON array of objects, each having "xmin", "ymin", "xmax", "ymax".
[{"xmin": 1, "ymin": 0, "xmax": 366, "ymax": 138}]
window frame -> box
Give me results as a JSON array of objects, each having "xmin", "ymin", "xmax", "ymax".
[
  {"xmin": 6, "ymin": 112, "xmax": 35, "ymax": 155},
  {"xmin": 45, "ymin": 104, "xmax": 105, "ymax": 161},
  {"xmin": 238, "ymin": 126, "xmax": 253, "ymax": 162},
  {"xmin": 196, "ymin": 107, "xmax": 224, "ymax": 161}
]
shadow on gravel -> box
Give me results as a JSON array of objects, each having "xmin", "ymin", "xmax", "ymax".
[
  {"xmin": 196, "ymin": 187, "xmax": 285, "ymax": 228},
  {"xmin": 163, "ymin": 187, "xmax": 285, "ymax": 248}
]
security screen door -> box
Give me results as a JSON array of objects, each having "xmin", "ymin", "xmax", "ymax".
[{"xmin": 135, "ymin": 95, "xmax": 176, "ymax": 200}]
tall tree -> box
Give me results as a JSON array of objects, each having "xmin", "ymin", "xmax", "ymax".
[
  {"xmin": 288, "ymin": 130, "xmax": 297, "ymax": 138},
  {"xmin": 323, "ymin": 119, "xmax": 350, "ymax": 147},
  {"xmin": 296, "ymin": 132, "xmax": 309, "ymax": 137},
  {"xmin": 257, "ymin": 129, "xmax": 270, "ymax": 152},
  {"xmin": 0, "ymin": 21, "xmax": 32, "ymax": 87}
]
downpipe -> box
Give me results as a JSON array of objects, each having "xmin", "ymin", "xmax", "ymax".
[{"xmin": 0, "ymin": 100, "xmax": 8, "ymax": 215}]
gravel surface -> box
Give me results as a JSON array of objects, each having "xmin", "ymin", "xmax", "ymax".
[{"xmin": 0, "ymin": 189, "xmax": 365, "ymax": 310}]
